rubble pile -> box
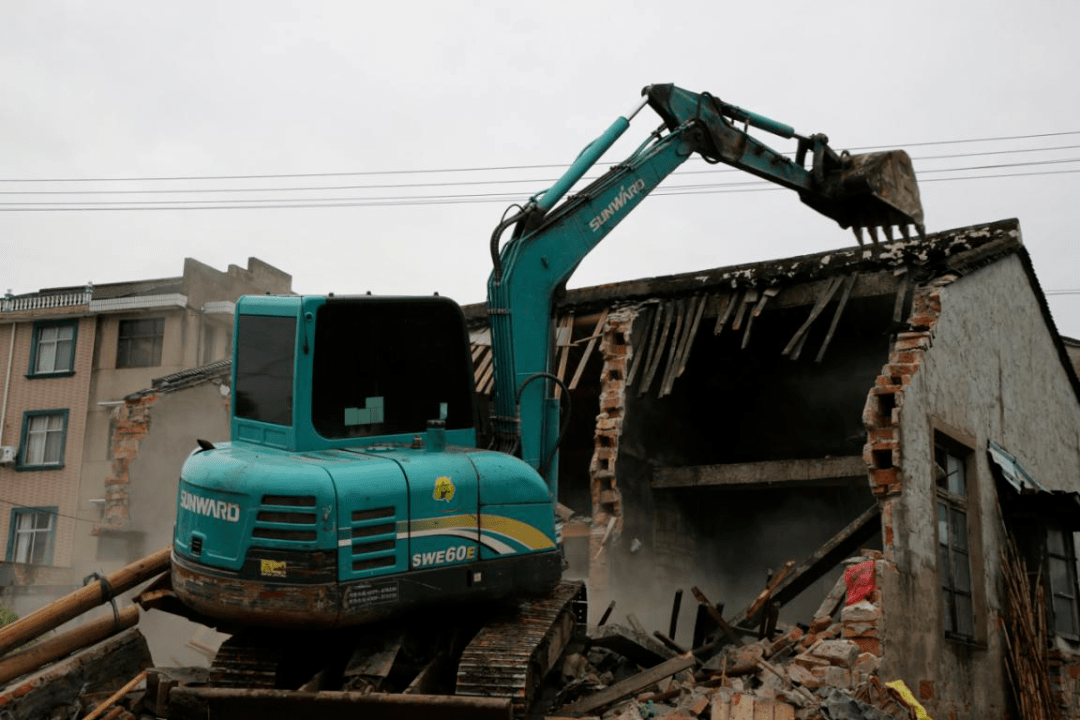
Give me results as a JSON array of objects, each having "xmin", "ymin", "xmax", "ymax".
[
  {"xmin": 551, "ymin": 552, "xmax": 928, "ymax": 720},
  {"xmin": 0, "ymin": 548, "xmax": 938, "ymax": 720}
]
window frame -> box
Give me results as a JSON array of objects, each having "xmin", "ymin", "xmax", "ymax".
[
  {"xmin": 27, "ymin": 320, "xmax": 78, "ymax": 378},
  {"xmin": 1046, "ymin": 525, "xmax": 1080, "ymax": 640},
  {"xmin": 935, "ymin": 434, "xmax": 977, "ymax": 641},
  {"xmin": 17, "ymin": 409, "xmax": 69, "ymax": 470},
  {"xmin": 116, "ymin": 317, "xmax": 165, "ymax": 369},
  {"xmin": 6, "ymin": 507, "xmax": 57, "ymax": 565}
]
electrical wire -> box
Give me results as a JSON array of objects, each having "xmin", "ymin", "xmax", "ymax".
[
  {"xmin": 0, "ymin": 132, "xmax": 1079, "ymax": 211},
  {"xmin": 0, "ymin": 495, "xmax": 105, "ymax": 526},
  {"xmin": 0, "ymin": 130, "xmax": 1078, "ymax": 184}
]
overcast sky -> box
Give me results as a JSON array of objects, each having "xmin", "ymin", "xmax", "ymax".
[{"xmin": 2, "ymin": 1, "xmax": 1079, "ymax": 337}]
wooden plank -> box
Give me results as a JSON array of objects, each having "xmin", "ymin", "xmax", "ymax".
[
  {"xmin": 813, "ymin": 573, "xmax": 850, "ymax": 620},
  {"xmin": 741, "ymin": 288, "xmax": 777, "ymax": 350},
  {"xmin": 83, "ymin": 670, "xmax": 148, "ymax": 720},
  {"xmin": 627, "ymin": 302, "xmax": 663, "ymax": 387},
  {"xmin": 660, "ymin": 298, "xmax": 693, "ymax": 397},
  {"xmin": 560, "ymin": 653, "xmax": 696, "ymax": 714},
  {"xmin": 473, "ymin": 346, "xmax": 492, "ymax": 386},
  {"xmin": 638, "ymin": 302, "xmax": 674, "ymax": 396},
  {"xmin": 568, "ymin": 309, "xmax": 608, "ymax": 391},
  {"xmin": 658, "ymin": 299, "xmax": 687, "ymax": 396},
  {"xmin": 742, "ymin": 560, "xmax": 796, "ymax": 622},
  {"xmin": 590, "ymin": 624, "xmax": 671, "ymax": 668},
  {"xmin": 0, "ymin": 628, "xmax": 152, "ymax": 720},
  {"xmin": 553, "ymin": 315, "xmax": 573, "ymax": 400},
  {"xmin": 652, "ymin": 456, "xmax": 866, "ymax": 489},
  {"xmin": 892, "ymin": 271, "xmax": 909, "ymax": 324},
  {"xmin": 782, "ymin": 276, "xmax": 842, "ymax": 359},
  {"xmin": 690, "ymin": 587, "xmax": 743, "ymax": 647},
  {"xmin": 815, "ymin": 272, "xmax": 858, "ymax": 363},
  {"xmin": 674, "ymin": 295, "xmax": 707, "ymax": 379},
  {"xmin": 730, "ymin": 290, "xmax": 756, "ymax": 332},
  {"xmin": 713, "ymin": 292, "xmax": 737, "ymax": 335},
  {"xmin": 726, "ymin": 504, "xmax": 881, "ymax": 630}
]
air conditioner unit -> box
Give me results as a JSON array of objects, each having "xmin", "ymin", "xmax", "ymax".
[{"xmin": 0, "ymin": 447, "xmax": 15, "ymax": 465}]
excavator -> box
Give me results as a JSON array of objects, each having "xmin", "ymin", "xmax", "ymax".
[{"xmin": 160, "ymin": 84, "xmax": 923, "ymax": 714}]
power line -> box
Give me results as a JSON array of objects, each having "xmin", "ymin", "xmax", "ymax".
[
  {"xmin": 1, "ymin": 136, "xmax": 1079, "ymax": 212},
  {"xmin": 0, "ymin": 495, "xmax": 104, "ymax": 527},
  {"xmin": 3, "ymin": 144, "xmax": 1079, "ymax": 198},
  {"xmin": 1, "ymin": 130, "xmax": 1079, "ymax": 184},
  {"xmin": 3, "ymin": 167, "xmax": 1079, "ymax": 212}
]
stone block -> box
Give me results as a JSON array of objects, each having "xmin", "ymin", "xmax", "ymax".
[
  {"xmin": 807, "ymin": 640, "xmax": 860, "ymax": 668},
  {"xmin": 851, "ymin": 637, "xmax": 882, "ymax": 656}
]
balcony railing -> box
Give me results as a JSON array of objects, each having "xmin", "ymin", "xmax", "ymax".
[{"xmin": 1, "ymin": 288, "xmax": 92, "ymax": 312}]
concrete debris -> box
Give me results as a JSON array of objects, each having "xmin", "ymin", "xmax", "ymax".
[
  {"xmin": 0, "ymin": 549, "xmax": 913, "ymax": 720},
  {"xmin": 553, "ymin": 551, "xmax": 914, "ymax": 720}
]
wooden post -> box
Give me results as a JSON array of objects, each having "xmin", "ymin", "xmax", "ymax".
[
  {"xmin": 0, "ymin": 547, "xmax": 170, "ymax": 658},
  {"xmin": 82, "ymin": 669, "xmax": 148, "ymax": 720},
  {"xmin": 0, "ymin": 605, "xmax": 139, "ymax": 685}
]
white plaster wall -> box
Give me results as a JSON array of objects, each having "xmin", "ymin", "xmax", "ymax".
[{"xmin": 884, "ymin": 253, "xmax": 1080, "ymax": 718}]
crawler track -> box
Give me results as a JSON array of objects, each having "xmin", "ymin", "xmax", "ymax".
[{"xmin": 456, "ymin": 580, "xmax": 586, "ymax": 716}]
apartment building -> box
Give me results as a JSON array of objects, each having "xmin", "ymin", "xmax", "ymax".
[{"xmin": 0, "ymin": 257, "xmax": 290, "ymax": 610}]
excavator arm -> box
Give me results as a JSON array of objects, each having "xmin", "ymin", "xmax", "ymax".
[{"xmin": 487, "ymin": 83, "xmax": 924, "ymax": 493}]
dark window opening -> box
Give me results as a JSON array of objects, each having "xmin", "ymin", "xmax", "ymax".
[
  {"xmin": 311, "ymin": 299, "xmax": 474, "ymax": 439},
  {"xmin": 117, "ymin": 318, "xmax": 164, "ymax": 368},
  {"xmin": 1011, "ymin": 513, "xmax": 1080, "ymax": 642},
  {"xmin": 936, "ymin": 437, "xmax": 975, "ymax": 640},
  {"xmin": 234, "ymin": 315, "xmax": 296, "ymax": 426},
  {"xmin": 1048, "ymin": 527, "xmax": 1080, "ymax": 639}
]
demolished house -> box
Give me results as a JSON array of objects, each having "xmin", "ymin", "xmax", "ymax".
[
  {"xmin": 3, "ymin": 218, "xmax": 1078, "ymax": 719},
  {"xmin": 465, "ymin": 217, "xmax": 1080, "ymax": 719}
]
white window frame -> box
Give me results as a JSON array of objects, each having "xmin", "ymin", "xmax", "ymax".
[
  {"xmin": 8, "ymin": 508, "xmax": 55, "ymax": 565},
  {"xmin": 20, "ymin": 410, "xmax": 68, "ymax": 468},
  {"xmin": 30, "ymin": 321, "xmax": 76, "ymax": 375}
]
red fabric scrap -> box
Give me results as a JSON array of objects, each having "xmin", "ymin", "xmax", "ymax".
[{"xmin": 844, "ymin": 560, "xmax": 876, "ymax": 605}]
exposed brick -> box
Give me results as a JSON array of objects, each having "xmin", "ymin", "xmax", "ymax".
[
  {"xmin": 871, "ymin": 468, "xmax": 898, "ymax": 488},
  {"xmin": 892, "ymin": 333, "xmax": 931, "ymax": 351},
  {"xmin": 851, "ymin": 637, "xmax": 882, "ymax": 656}
]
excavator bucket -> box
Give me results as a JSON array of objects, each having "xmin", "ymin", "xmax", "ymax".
[{"xmin": 800, "ymin": 149, "xmax": 925, "ymax": 243}]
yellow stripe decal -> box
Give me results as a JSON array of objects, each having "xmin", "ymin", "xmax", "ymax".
[
  {"xmin": 479, "ymin": 514, "xmax": 556, "ymax": 551},
  {"xmin": 393, "ymin": 514, "xmax": 554, "ymax": 552}
]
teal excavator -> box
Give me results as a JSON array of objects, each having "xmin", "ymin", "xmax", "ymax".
[{"xmin": 164, "ymin": 84, "xmax": 923, "ymax": 706}]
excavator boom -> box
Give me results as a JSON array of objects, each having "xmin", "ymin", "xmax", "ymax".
[{"xmin": 489, "ymin": 83, "xmax": 926, "ymax": 488}]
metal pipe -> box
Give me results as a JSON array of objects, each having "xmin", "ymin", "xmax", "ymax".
[{"xmin": 0, "ymin": 322, "xmax": 15, "ymax": 448}]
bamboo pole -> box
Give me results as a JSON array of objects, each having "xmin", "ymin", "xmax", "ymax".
[
  {"xmin": 1000, "ymin": 536, "xmax": 1061, "ymax": 720},
  {"xmin": 0, "ymin": 605, "xmax": 139, "ymax": 685},
  {"xmin": 82, "ymin": 669, "xmax": 148, "ymax": 720},
  {"xmin": 0, "ymin": 547, "xmax": 170, "ymax": 658}
]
